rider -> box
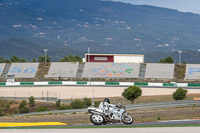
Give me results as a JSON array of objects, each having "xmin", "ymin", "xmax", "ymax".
[{"xmin": 99, "ymin": 98, "xmax": 116, "ymax": 115}]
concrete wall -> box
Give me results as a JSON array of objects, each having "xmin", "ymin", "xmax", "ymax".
[{"xmin": 114, "ymin": 55, "xmax": 144, "ymax": 63}]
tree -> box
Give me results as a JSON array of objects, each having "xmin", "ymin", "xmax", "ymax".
[
  {"xmin": 19, "ymin": 58, "xmax": 26, "ymax": 62},
  {"xmin": 59, "ymin": 55, "xmax": 82, "ymax": 62},
  {"xmin": 32, "ymin": 58, "xmax": 37, "ymax": 62},
  {"xmin": 173, "ymin": 88, "xmax": 188, "ymax": 100},
  {"xmin": 0, "ymin": 56, "xmax": 7, "ymax": 63},
  {"xmin": 10, "ymin": 56, "xmax": 19, "ymax": 62},
  {"xmin": 160, "ymin": 56, "xmax": 173, "ymax": 63},
  {"xmin": 28, "ymin": 96, "xmax": 35, "ymax": 107},
  {"xmin": 10, "ymin": 56, "xmax": 26, "ymax": 63},
  {"xmin": 122, "ymin": 86, "xmax": 142, "ymax": 104},
  {"xmin": 38, "ymin": 55, "xmax": 51, "ymax": 62}
]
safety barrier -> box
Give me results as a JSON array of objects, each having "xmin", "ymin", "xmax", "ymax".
[{"xmin": 0, "ymin": 81, "xmax": 197, "ymax": 87}]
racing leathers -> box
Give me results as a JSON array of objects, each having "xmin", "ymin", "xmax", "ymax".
[{"xmin": 99, "ymin": 102, "xmax": 116, "ymax": 115}]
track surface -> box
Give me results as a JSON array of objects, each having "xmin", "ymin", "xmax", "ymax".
[
  {"xmin": 1, "ymin": 119, "xmax": 199, "ymax": 128},
  {"xmin": 56, "ymin": 119, "xmax": 200, "ymax": 127},
  {"xmin": 1, "ymin": 127, "xmax": 200, "ymax": 133},
  {"xmin": 1, "ymin": 120, "xmax": 200, "ymax": 133}
]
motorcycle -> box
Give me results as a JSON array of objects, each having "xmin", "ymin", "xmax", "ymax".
[{"xmin": 88, "ymin": 103, "xmax": 133, "ymax": 125}]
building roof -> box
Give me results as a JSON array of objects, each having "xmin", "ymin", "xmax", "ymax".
[{"xmin": 85, "ymin": 53, "xmax": 144, "ymax": 57}]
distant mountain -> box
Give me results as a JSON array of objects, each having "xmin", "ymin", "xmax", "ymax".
[
  {"xmin": 114, "ymin": 0, "xmax": 200, "ymax": 15},
  {"xmin": 1, "ymin": 0, "xmax": 200, "ymax": 62},
  {"xmin": 0, "ymin": 38, "xmax": 83, "ymax": 61}
]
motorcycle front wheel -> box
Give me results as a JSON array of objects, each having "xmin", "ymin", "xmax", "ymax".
[
  {"xmin": 90, "ymin": 114, "xmax": 105, "ymax": 125},
  {"xmin": 121, "ymin": 113, "xmax": 133, "ymax": 124}
]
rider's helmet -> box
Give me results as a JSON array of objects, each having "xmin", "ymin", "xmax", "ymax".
[{"xmin": 103, "ymin": 98, "xmax": 110, "ymax": 104}]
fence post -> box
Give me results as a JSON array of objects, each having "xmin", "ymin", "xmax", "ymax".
[
  {"xmin": 71, "ymin": 95, "xmax": 73, "ymax": 102},
  {"xmin": 15, "ymin": 91, "xmax": 16, "ymax": 100},
  {"xmin": 47, "ymin": 91, "xmax": 48, "ymax": 101},
  {"xmin": 42, "ymin": 91, "xmax": 44, "ymax": 100}
]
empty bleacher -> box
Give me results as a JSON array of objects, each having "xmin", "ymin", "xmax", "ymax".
[
  {"xmin": 145, "ymin": 63, "xmax": 175, "ymax": 79},
  {"xmin": 47, "ymin": 62, "xmax": 79, "ymax": 78},
  {"xmin": 82, "ymin": 63, "xmax": 140, "ymax": 78},
  {"xmin": 185, "ymin": 64, "xmax": 200, "ymax": 80},
  {"xmin": 2, "ymin": 62, "xmax": 200, "ymax": 82},
  {"xmin": 0, "ymin": 63, "xmax": 6, "ymax": 76},
  {"xmin": 7, "ymin": 63, "xmax": 39, "ymax": 78}
]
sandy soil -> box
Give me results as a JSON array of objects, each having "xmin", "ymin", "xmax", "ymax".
[{"xmin": 0, "ymin": 86, "xmax": 200, "ymax": 99}]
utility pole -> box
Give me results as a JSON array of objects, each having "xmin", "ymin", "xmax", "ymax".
[
  {"xmin": 178, "ymin": 50, "xmax": 182, "ymax": 65},
  {"xmin": 44, "ymin": 49, "xmax": 48, "ymax": 63},
  {"xmin": 88, "ymin": 47, "xmax": 95, "ymax": 107}
]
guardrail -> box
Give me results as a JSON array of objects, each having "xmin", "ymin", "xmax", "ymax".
[{"xmin": 0, "ymin": 81, "xmax": 199, "ymax": 87}]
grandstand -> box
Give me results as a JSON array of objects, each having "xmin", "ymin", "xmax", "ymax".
[
  {"xmin": 7, "ymin": 63, "xmax": 39, "ymax": 78},
  {"xmin": 0, "ymin": 63, "xmax": 6, "ymax": 76},
  {"xmin": 47, "ymin": 62, "xmax": 79, "ymax": 78},
  {"xmin": 0, "ymin": 61, "xmax": 200, "ymax": 83},
  {"xmin": 82, "ymin": 63, "xmax": 140, "ymax": 78},
  {"xmin": 185, "ymin": 64, "xmax": 200, "ymax": 80},
  {"xmin": 145, "ymin": 63, "xmax": 175, "ymax": 79}
]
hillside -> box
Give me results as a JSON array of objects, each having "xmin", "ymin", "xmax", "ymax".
[
  {"xmin": 0, "ymin": 38, "xmax": 83, "ymax": 61},
  {"xmin": 0, "ymin": 0, "xmax": 200, "ymax": 62}
]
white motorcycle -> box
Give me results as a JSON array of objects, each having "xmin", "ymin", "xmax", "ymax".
[{"xmin": 88, "ymin": 103, "xmax": 133, "ymax": 125}]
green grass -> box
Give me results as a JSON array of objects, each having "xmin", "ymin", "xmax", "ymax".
[{"xmin": 1, "ymin": 124, "xmax": 200, "ymax": 129}]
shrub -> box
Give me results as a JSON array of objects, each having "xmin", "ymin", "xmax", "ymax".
[
  {"xmin": 5, "ymin": 103, "xmax": 11, "ymax": 111},
  {"xmin": 19, "ymin": 100, "xmax": 27, "ymax": 109},
  {"xmin": 19, "ymin": 100, "xmax": 29, "ymax": 113},
  {"xmin": 48, "ymin": 112, "xmax": 53, "ymax": 115},
  {"xmin": 19, "ymin": 107, "xmax": 29, "ymax": 113},
  {"xmin": 71, "ymin": 112, "xmax": 76, "ymax": 114},
  {"xmin": 173, "ymin": 88, "xmax": 188, "ymax": 100},
  {"xmin": 36, "ymin": 106, "xmax": 48, "ymax": 112},
  {"xmin": 122, "ymin": 86, "xmax": 142, "ymax": 104},
  {"xmin": 58, "ymin": 105, "xmax": 71, "ymax": 110},
  {"xmin": 160, "ymin": 56, "xmax": 173, "ymax": 63},
  {"xmin": 13, "ymin": 108, "xmax": 19, "ymax": 114},
  {"xmin": 83, "ymin": 98, "xmax": 92, "ymax": 107},
  {"xmin": 29, "ymin": 96, "xmax": 35, "ymax": 107},
  {"xmin": 70, "ymin": 100, "xmax": 84, "ymax": 109},
  {"xmin": 0, "ymin": 107, "xmax": 3, "ymax": 116},
  {"xmin": 94, "ymin": 101, "xmax": 101, "ymax": 107},
  {"xmin": 56, "ymin": 99, "xmax": 61, "ymax": 107}
]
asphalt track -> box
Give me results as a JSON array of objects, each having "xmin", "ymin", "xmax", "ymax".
[
  {"xmin": 1, "ymin": 120, "xmax": 200, "ymax": 133},
  {"xmin": 54, "ymin": 119, "xmax": 200, "ymax": 127},
  {"xmin": 1, "ymin": 127, "xmax": 200, "ymax": 133},
  {"xmin": 1, "ymin": 119, "xmax": 200, "ymax": 128}
]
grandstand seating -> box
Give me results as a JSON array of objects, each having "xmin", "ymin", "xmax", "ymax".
[
  {"xmin": 47, "ymin": 62, "xmax": 79, "ymax": 78},
  {"xmin": 82, "ymin": 63, "xmax": 140, "ymax": 78},
  {"xmin": 145, "ymin": 63, "xmax": 175, "ymax": 79},
  {"xmin": 0, "ymin": 63, "xmax": 6, "ymax": 76},
  {"xmin": 185, "ymin": 64, "xmax": 200, "ymax": 80},
  {"xmin": 7, "ymin": 63, "xmax": 39, "ymax": 78}
]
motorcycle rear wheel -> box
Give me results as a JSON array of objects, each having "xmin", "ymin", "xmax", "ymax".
[
  {"xmin": 121, "ymin": 113, "xmax": 133, "ymax": 124},
  {"xmin": 90, "ymin": 114, "xmax": 105, "ymax": 125}
]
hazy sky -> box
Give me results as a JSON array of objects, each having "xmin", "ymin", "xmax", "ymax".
[{"xmin": 113, "ymin": 0, "xmax": 200, "ymax": 14}]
